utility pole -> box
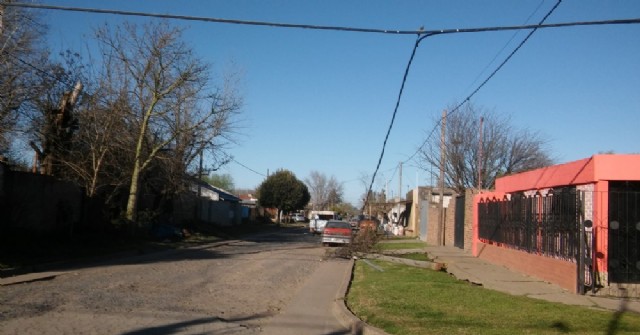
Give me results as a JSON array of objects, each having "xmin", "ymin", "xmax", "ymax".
[
  {"xmin": 195, "ymin": 149, "xmax": 203, "ymax": 221},
  {"xmin": 438, "ymin": 110, "xmax": 447, "ymax": 246},
  {"xmin": 0, "ymin": 1, "xmax": 5, "ymax": 33},
  {"xmin": 478, "ymin": 116, "xmax": 484, "ymax": 191},
  {"xmin": 397, "ymin": 161, "xmax": 402, "ymax": 224}
]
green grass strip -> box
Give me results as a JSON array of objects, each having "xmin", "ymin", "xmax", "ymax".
[{"xmin": 347, "ymin": 260, "xmax": 640, "ymax": 335}]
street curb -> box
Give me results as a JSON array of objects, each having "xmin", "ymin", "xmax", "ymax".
[
  {"xmin": 334, "ymin": 258, "xmax": 390, "ymax": 335},
  {"xmin": 332, "ymin": 253, "xmax": 446, "ymax": 334}
]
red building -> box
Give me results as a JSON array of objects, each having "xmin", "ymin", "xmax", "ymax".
[{"xmin": 473, "ymin": 154, "xmax": 640, "ymax": 297}]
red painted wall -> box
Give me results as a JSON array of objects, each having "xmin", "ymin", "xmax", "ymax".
[
  {"xmin": 495, "ymin": 155, "xmax": 640, "ymax": 193},
  {"xmin": 473, "ymin": 154, "xmax": 640, "ymax": 291}
]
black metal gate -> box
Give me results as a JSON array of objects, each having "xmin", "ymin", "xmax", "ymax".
[
  {"xmin": 454, "ymin": 195, "xmax": 465, "ymax": 249},
  {"xmin": 607, "ymin": 182, "xmax": 640, "ymax": 283},
  {"xmin": 578, "ymin": 219, "xmax": 595, "ymax": 294}
]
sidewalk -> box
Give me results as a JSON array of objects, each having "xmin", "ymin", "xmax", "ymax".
[
  {"xmin": 261, "ymin": 258, "xmax": 354, "ymax": 335},
  {"xmin": 423, "ymin": 245, "xmax": 640, "ymax": 314}
]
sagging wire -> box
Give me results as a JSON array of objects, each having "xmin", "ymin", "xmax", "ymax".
[
  {"xmin": 403, "ymin": 0, "xmax": 563, "ymax": 168},
  {"xmin": 2, "ymin": 2, "xmax": 639, "ymax": 36},
  {"xmin": 361, "ymin": 31, "xmax": 441, "ymax": 211},
  {"xmin": 463, "ymin": 0, "xmax": 546, "ymax": 95},
  {"xmin": 1, "ymin": 2, "xmax": 427, "ymax": 36},
  {"xmin": 232, "ymin": 158, "xmax": 266, "ymax": 177},
  {"xmin": 364, "ymin": 0, "xmax": 563, "ymax": 211}
]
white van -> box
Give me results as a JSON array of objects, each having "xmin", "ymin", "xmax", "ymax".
[{"xmin": 308, "ymin": 210, "xmax": 336, "ymax": 234}]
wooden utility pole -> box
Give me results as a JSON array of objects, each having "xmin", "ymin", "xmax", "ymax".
[
  {"xmin": 397, "ymin": 161, "xmax": 402, "ymax": 223},
  {"xmin": 0, "ymin": 1, "xmax": 5, "ymax": 33},
  {"xmin": 438, "ymin": 110, "xmax": 447, "ymax": 246}
]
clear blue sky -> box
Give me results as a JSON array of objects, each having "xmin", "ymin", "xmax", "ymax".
[{"xmin": 38, "ymin": 0, "xmax": 640, "ymax": 205}]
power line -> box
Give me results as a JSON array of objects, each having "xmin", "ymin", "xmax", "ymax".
[
  {"xmin": 364, "ymin": 0, "xmax": 566, "ymax": 209},
  {"xmin": 1, "ymin": 2, "xmax": 424, "ymax": 35},
  {"xmin": 404, "ymin": 0, "xmax": 563, "ymax": 165},
  {"xmin": 231, "ymin": 158, "xmax": 266, "ymax": 178},
  {"xmin": 3, "ymin": 2, "xmax": 639, "ymax": 36},
  {"xmin": 463, "ymin": 0, "xmax": 546, "ymax": 94},
  {"xmin": 362, "ymin": 33, "xmax": 426, "ymax": 210}
]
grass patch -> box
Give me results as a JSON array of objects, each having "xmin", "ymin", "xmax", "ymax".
[
  {"xmin": 377, "ymin": 241, "xmax": 428, "ymax": 251},
  {"xmin": 347, "ymin": 259, "xmax": 640, "ymax": 335}
]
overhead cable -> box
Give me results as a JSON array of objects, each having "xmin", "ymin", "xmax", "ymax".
[
  {"xmin": 232, "ymin": 158, "xmax": 266, "ymax": 177},
  {"xmin": 404, "ymin": 0, "xmax": 563, "ymax": 165},
  {"xmin": 364, "ymin": 0, "xmax": 563, "ymax": 209},
  {"xmin": 463, "ymin": 0, "xmax": 546, "ymax": 94},
  {"xmin": 1, "ymin": 2, "xmax": 424, "ymax": 35},
  {"xmin": 2, "ymin": 2, "xmax": 639, "ymax": 36}
]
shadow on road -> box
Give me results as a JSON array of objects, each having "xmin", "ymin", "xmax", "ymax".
[
  {"xmin": 1, "ymin": 224, "xmax": 319, "ymax": 278},
  {"xmin": 120, "ymin": 312, "xmax": 274, "ymax": 335}
]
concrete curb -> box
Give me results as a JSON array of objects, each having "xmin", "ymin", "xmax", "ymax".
[
  {"xmin": 333, "ymin": 258, "xmax": 390, "ymax": 335},
  {"xmin": 332, "ymin": 252, "xmax": 448, "ymax": 335}
]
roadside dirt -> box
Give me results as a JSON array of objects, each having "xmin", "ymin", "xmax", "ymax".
[{"xmin": 0, "ymin": 230, "xmax": 326, "ymax": 334}]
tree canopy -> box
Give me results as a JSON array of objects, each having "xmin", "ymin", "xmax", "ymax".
[
  {"xmin": 204, "ymin": 173, "xmax": 235, "ymax": 191},
  {"xmin": 257, "ymin": 170, "xmax": 310, "ymax": 216}
]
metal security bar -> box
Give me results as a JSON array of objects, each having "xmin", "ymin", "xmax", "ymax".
[
  {"xmin": 478, "ymin": 188, "xmax": 581, "ymax": 262},
  {"xmin": 608, "ymin": 183, "xmax": 640, "ymax": 283}
]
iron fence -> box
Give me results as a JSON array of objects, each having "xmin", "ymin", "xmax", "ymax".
[
  {"xmin": 608, "ymin": 185, "xmax": 640, "ymax": 283},
  {"xmin": 478, "ymin": 188, "xmax": 581, "ymax": 262}
]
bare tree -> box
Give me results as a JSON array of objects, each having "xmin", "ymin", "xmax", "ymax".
[
  {"xmin": 419, "ymin": 103, "xmax": 553, "ymax": 193},
  {"xmin": 305, "ymin": 171, "xmax": 343, "ymax": 210},
  {"xmin": 305, "ymin": 171, "xmax": 328, "ymax": 210},
  {"xmin": 0, "ymin": 1, "xmax": 48, "ymax": 155},
  {"xmin": 24, "ymin": 52, "xmax": 85, "ymax": 176},
  {"xmin": 63, "ymin": 74, "xmax": 131, "ymax": 199},
  {"xmin": 92, "ymin": 21, "xmax": 241, "ymax": 222}
]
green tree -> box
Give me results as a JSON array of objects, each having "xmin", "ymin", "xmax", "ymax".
[
  {"xmin": 257, "ymin": 169, "xmax": 310, "ymax": 222},
  {"xmin": 203, "ymin": 173, "xmax": 234, "ymax": 191}
]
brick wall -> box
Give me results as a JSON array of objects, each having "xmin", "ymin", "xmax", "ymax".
[
  {"xmin": 477, "ymin": 242, "xmax": 577, "ymax": 292},
  {"xmin": 462, "ymin": 189, "xmax": 479, "ymax": 251}
]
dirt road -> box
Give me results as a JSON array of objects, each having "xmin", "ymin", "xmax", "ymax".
[{"xmin": 0, "ymin": 226, "xmax": 331, "ymax": 334}]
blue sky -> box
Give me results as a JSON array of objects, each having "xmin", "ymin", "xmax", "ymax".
[{"xmin": 38, "ymin": 0, "xmax": 640, "ymax": 205}]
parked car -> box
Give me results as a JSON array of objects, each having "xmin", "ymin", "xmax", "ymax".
[
  {"xmin": 291, "ymin": 213, "xmax": 306, "ymax": 222},
  {"xmin": 321, "ymin": 220, "xmax": 353, "ymax": 246},
  {"xmin": 348, "ymin": 215, "xmax": 364, "ymax": 229},
  {"xmin": 358, "ymin": 218, "xmax": 379, "ymax": 232},
  {"xmin": 309, "ymin": 210, "xmax": 336, "ymax": 234}
]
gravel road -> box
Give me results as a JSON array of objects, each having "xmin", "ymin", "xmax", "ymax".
[{"xmin": 0, "ymin": 226, "xmax": 330, "ymax": 334}]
